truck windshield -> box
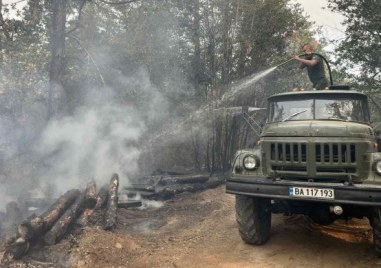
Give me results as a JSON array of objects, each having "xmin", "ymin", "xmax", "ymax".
[{"xmin": 268, "ymin": 96, "xmax": 369, "ymax": 123}]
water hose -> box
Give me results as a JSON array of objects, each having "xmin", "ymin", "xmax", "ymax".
[
  {"xmin": 274, "ymin": 58, "xmax": 294, "ymax": 69},
  {"xmin": 275, "ymin": 53, "xmax": 333, "ymax": 86},
  {"xmin": 306, "ymin": 53, "xmax": 333, "ymax": 86}
]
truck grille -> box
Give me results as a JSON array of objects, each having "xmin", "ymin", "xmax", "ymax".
[
  {"xmin": 268, "ymin": 142, "xmax": 358, "ymax": 179},
  {"xmin": 315, "ymin": 143, "xmax": 356, "ymax": 163},
  {"xmin": 270, "ymin": 143, "xmax": 307, "ymax": 162}
]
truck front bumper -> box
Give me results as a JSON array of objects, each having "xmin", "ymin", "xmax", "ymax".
[{"xmin": 226, "ymin": 176, "xmax": 381, "ymax": 206}]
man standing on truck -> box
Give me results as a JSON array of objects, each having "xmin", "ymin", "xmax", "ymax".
[{"xmin": 293, "ymin": 44, "xmax": 329, "ymax": 90}]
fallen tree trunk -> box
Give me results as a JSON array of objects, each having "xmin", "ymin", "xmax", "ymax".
[
  {"xmin": 43, "ymin": 192, "xmax": 85, "ymax": 245},
  {"xmin": 159, "ymin": 174, "xmax": 210, "ymax": 185},
  {"xmin": 95, "ymin": 184, "xmax": 109, "ymax": 209},
  {"xmin": 84, "ymin": 181, "xmax": 97, "ymax": 208},
  {"xmin": 124, "ymin": 175, "xmax": 162, "ymax": 194},
  {"xmin": 17, "ymin": 189, "xmax": 80, "ymax": 243},
  {"xmin": 117, "ymin": 200, "xmax": 142, "ymax": 209},
  {"xmin": 154, "ymin": 177, "xmax": 223, "ymax": 199},
  {"xmin": 76, "ymin": 184, "xmax": 108, "ymax": 227},
  {"xmin": 124, "ymin": 175, "xmax": 212, "ymax": 197},
  {"xmin": 124, "ymin": 184, "xmax": 156, "ymax": 194},
  {"xmin": 2, "ymin": 238, "xmax": 29, "ymax": 263},
  {"xmin": 17, "ymin": 214, "xmax": 43, "ymax": 241},
  {"xmin": 104, "ymin": 174, "xmax": 119, "ymax": 231},
  {"xmin": 75, "ymin": 208, "xmax": 94, "ymax": 227}
]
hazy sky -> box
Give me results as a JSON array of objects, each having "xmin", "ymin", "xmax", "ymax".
[
  {"xmin": 3, "ymin": 0, "xmax": 345, "ymax": 30},
  {"xmin": 3, "ymin": 0, "xmax": 345, "ymax": 49},
  {"xmin": 292, "ymin": 0, "xmax": 346, "ymax": 53},
  {"xmin": 294, "ymin": 0, "xmax": 344, "ymax": 28},
  {"xmin": 3, "ymin": 0, "xmax": 23, "ymax": 4}
]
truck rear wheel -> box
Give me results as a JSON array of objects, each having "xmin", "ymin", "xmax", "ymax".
[
  {"xmin": 372, "ymin": 207, "xmax": 381, "ymax": 256},
  {"xmin": 235, "ymin": 195, "xmax": 271, "ymax": 245}
]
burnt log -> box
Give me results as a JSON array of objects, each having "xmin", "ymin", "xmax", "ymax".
[
  {"xmin": 123, "ymin": 176, "xmax": 163, "ymax": 198},
  {"xmin": 75, "ymin": 208, "xmax": 94, "ymax": 227},
  {"xmin": 76, "ymin": 184, "xmax": 108, "ymax": 227},
  {"xmin": 95, "ymin": 184, "xmax": 109, "ymax": 209},
  {"xmin": 43, "ymin": 192, "xmax": 85, "ymax": 245},
  {"xmin": 2, "ymin": 238, "xmax": 29, "ymax": 264},
  {"xmin": 154, "ymin": 176, "xmax": 223, "ymax": 199},
  {"xmin": 17, "ymin": 214, "xmax": 43, "ymax": 241},
  {"xmin": 84, "ymin": 181, "xmax": 97, "ymax": 208},
  {"xmin": 159, "ymin": 174, "xmax": 210, "ymax": 186},
  {"xmin": 17, "ymin": 189, "xmax": 80, "ymax": 242},
  {"xmin": 104, "ymin": 174, "xmax": 119, "ymax": 231},
  {"xmin": 151, "ymin": 169, "xmax": 187, "ymax": 176},
  {"xmin": 39, "ymin": 189, "xmax": 81, "ymax": 229},
  {"xmin": 124, "ymin": 183, "xmax": 156, "ymax": 194},
  {"xmin": 117, "ymin": 200, "xmax": 142, "ymax": 209},
  {"xmin": 124, "ymin": 175, "xmax": 210, "ymax": 196}
]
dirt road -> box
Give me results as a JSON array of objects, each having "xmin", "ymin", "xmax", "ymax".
[{"xmin": 6, "ymin": 185, "xmax": 381, "ymax": 267}]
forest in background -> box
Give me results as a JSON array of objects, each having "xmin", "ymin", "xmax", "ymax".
[{"xmin": 0, "ymin": 0, "xmax": 380, "ymax": 201}]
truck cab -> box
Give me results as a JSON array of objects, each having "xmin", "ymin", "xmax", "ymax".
[{"xmin": 226, "ymin": 89, "xmax": 381, "ymax": 254}]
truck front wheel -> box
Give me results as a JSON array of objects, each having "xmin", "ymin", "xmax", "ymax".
[
  {"xmin": 372, "ymin": 207, "xmax": 381, "ymax": 256},
  {"xmin": 235, "ymin": 195, "xmax": 271, "ymax": 245}
]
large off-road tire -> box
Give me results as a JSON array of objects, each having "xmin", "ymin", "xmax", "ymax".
[
  {"xmin": 372, "ymin": 207, "xmax": 381, "ymax": 256},
  {"xmin": 235, "ymin": 195, "xmax": 271, "ymax": 245}
]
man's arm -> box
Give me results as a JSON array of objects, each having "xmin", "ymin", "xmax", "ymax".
[{"xmin": 293, "ymin": 55, "xmax": 318, "ymax": 68}]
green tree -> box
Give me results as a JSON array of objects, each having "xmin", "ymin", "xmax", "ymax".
[
  {"xmin": 328, "ymin": 0, "xmax": 381, "ymax": 89},
  {"xmin": 328, "ymin": 0, "xmax": 381, "ymax": 128}
]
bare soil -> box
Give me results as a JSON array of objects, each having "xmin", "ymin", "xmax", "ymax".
[{"xmin": 3, "ymin": 185, "xmax": 381, "ymax": 267}]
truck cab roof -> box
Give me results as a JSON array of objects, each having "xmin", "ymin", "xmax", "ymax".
[{"xmin": 268, "ymin": 90, "xmax": 367, "ymax": 102}]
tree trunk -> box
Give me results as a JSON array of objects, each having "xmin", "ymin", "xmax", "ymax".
[
  {"xmin": 190, "ymin": 0, "xmax": 205, "ymax": 101},
  {"xmin": 84, "ymin": 181, "xmax": 97, "ymax": 208},
  {"xmin": 117, "ymin": 200, "xmax": 142, "ymax": 209},
  {"xmin": 43, "ymin": 193, "xmax": 85, "ymax": 245},
  {"xmin": 155, "ymin": 177, "xmax": 223, "ymax": 199},
  {"xmin": 95, "ymin": 184, "xmax": 109, "ymax": 209},
  {"xmin": 104, "ymin": 174, "xmax": 119, "ymax": 231},
  {"xmin": 3, "ymin": 189, "xmax": 79, "ymax": 261},
  {"xmin": 17, "ymin": 189, "xmax": 80, "ymax": 241},
  {"xmin": 48, "ymin": 0, "xmax": 67, "ymax": 118},
  {"xmin": 2, "ymin": 238, "xmax": 29, "ymax": 264},
  {"xmin": 159, "ymin": 175, "xmax": 210, "ymax": 185},
  {"xmin": 76, "ymin": 184, "xmax": 109, "ymax": 226}
]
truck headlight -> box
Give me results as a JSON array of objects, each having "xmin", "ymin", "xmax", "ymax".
[
  {"xmin": 376, "ymin": 161, "xmax": 381, "ymax": 175},
  {"xmin": 243, "ymin": 155, "xmax": 259, "ymax": 170}
]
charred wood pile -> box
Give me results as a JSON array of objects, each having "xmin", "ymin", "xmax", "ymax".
[
  {"xmin": 0, "ymin": 171, "xmax": 223, "ymax": 263},
  {"xmin": 0, "ymin": 174, "xmax": 120, "ymax": 263}
]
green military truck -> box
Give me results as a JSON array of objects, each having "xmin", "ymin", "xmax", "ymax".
[{"xmin": 226, "ymin": 89, "xmax": 381, "ymax": 254}]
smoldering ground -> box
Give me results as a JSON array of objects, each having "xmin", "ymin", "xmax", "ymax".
[
  {"xmin": 0, "ymin": 67, "xmax": 175, "ymax": 213},
  {"xmin": 0, "ymin": 5, "xmax": 194, "ymax": 214}
]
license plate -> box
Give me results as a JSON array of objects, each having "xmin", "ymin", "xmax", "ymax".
[{"xmin": 289, "ymin": 186, "xmax": 334, "ymax": 200}]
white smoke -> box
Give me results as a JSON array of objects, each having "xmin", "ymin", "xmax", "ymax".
[
  {"xmin": 0, "ymin": 68, "xmax": 173, "ymax": 211},
  {"xmin": 34, "ymin": 69, "xmax": 169, "ymax": 193},
  {"xmin": 36, "ymin": 104, "xmax": 144, "ymax": 191}
]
